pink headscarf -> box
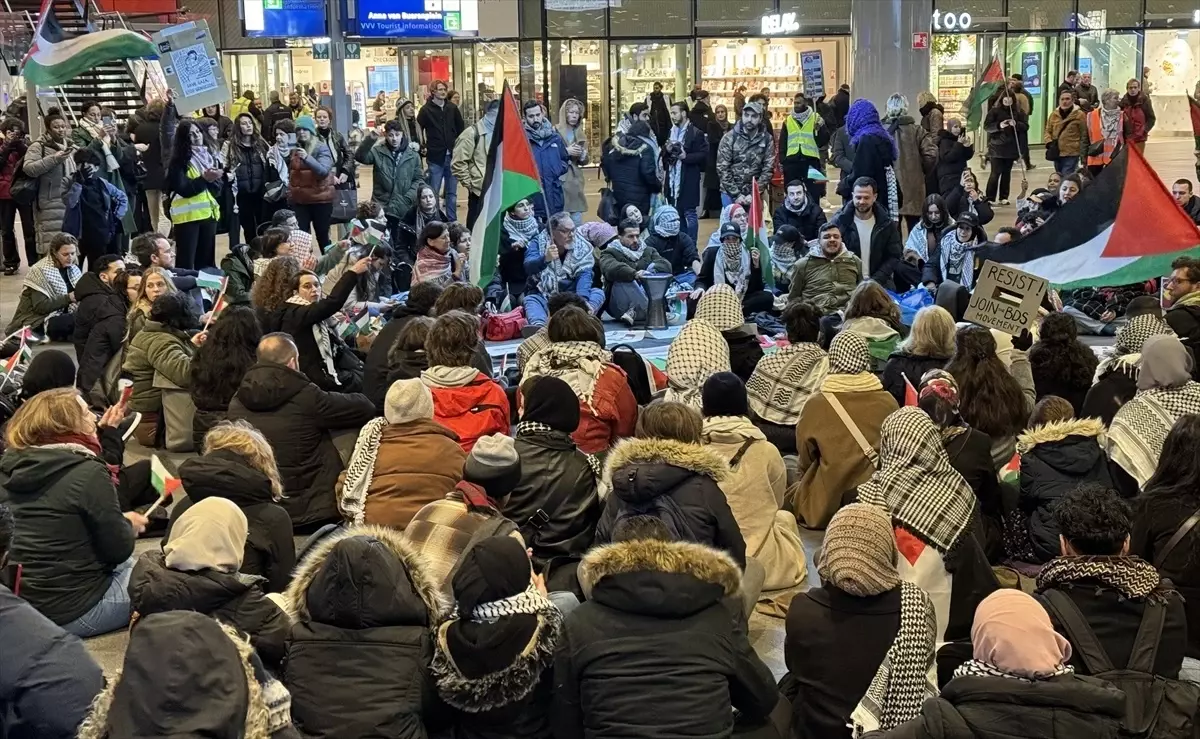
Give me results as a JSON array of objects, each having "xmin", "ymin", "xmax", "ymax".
[{"xmin": 971, "ymin": 590, "xmax": 1072, "ymax": 678}]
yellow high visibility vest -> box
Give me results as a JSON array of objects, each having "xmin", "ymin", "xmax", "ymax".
[
  {"xmin": 170, "ymin": 164, "xmax": 220, "ymax": 224},
  {"xmin": 784, "ymin": 114, "xmax": 819, "ymax": 159}
]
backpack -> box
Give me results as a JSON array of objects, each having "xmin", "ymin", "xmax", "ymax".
[
  {"xmin": 610, "ymin": 492, "xmax": 700, "ymax": 544},
  {"xmin": 1042, "ymin": 589, "xmax": 1200, "ymax": 739},
  {"xmin": 610, "ymin": 343, "xmax": 666, "ymax": 405}
]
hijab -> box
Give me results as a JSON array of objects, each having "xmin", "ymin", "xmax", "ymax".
[
  {"xmin": 846, "ymin": 99, "xmax": 898, "ymax": 158},
  {"xmin": 164, "ymin": 497, "xmax": 249, "ymax": 573},
  {"xmin": 1138, "ymin": 334, "xmax": 1194, "ymax": 391},
  {"xmin": 971, "ymin": 590, "xmax": 1072, "ymax": 679}
]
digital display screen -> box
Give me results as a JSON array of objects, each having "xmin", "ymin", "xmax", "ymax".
[
  {"xmin": 243, "ymin": 0, "xmax": 327, "ymax": 38},
  {"xmin": 354, "ymin": 0, "xmax": 478, "ymax": 38}
]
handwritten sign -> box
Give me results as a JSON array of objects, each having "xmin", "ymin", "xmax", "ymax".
[{"xmin": 964, "ymin": 260, "xmax": 1048, "ymax": 335}]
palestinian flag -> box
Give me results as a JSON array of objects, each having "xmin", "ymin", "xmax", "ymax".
[
  {"xmin": 2, "ymin": 341, "xmax": 31, "ymax": 375},
  {"xmin": 470, "ymin": 81, "xmax": 543, "ymax": 288},
  {"xmin": 962, "ymin": 58, "xmax": 1005, "ymax": 132},
  {"xmin": 903, "ymin": 373, "xmax": 918, "ymax": 407},
  {"xmin": 987, "ymin": 145, "xmax": 1200, "ymax": 288},
  {"xmin": 21, "ymin": 0, "xmax": 155, "ymax": 88},
  {"xmin": 746, "ymin": 180, "xmax": 773, "ymax": 287},
  {"xmin": 195, "ymin": 272, "xmax": 224, "ymax": 292},
  {"xmin": 149, "ymin": 455, "xmax": 181, "ymax": 497}
]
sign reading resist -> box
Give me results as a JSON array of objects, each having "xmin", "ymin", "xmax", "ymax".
[{"xmin": 964, "ymin": 261, "xmax": 1049, "ymax": 336}]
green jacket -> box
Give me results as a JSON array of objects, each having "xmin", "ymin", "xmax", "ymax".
[
  {"xmin": 123, "ymin": 320, "xmax": 195, "ymax": 413},
  {"xmin": 788, "ymin": 245, "xmax": 863, "ymax": 315},
  {"xmin": 354, "ymin": 133, "xmax": 423, "ymax": 221},
  {"xmin": 220, "ymin": 246, "xmax": 255, "ymax": 306},
  {"xmin": 599, "ymin": 245, "xmax": 671, "ymax": 284},
  {"xmin": 5, "ymin": 288, "xmax": 70, "ymax": 333}
]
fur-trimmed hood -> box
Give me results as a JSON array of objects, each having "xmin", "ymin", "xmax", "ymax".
[
  {"xmin": 283, "ymin": 524, "xmax": 446, "ymax": 627},
  {"xmin": 578, "ymin": 538, "xmax": 742, "ymax": 618},
  {"xmin": 1016, "ymin": 417, "xmax": 1106, "ymax": 454},
  {"xmin": 604, "ymin": 436, "xmax": 730, "ymax": 507}
]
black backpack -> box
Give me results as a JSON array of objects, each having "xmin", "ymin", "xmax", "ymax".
[
  {"xmin": 609, "ymin": 343, "xmax": 654, "ymax": 405},
  {"xmin": 1042, "ymin": 589, "xmax": 1199, "ymax": 739},
  {"xmin": 610, "ymin": 493, "xmax": 699, "ymax": 544}
]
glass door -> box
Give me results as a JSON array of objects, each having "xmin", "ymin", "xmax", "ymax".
[{"xmin": 1006, "ymin": 33, "xmax": 1062, "ymax": 144}]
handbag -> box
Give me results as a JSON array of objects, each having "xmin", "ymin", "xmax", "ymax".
[
  {"xmin": 152, "ymin": 371, "xmax": 196, "ymax": 452},
  {"xmin": 331, "ymin": 187, "xmax": 357, "ymax": 223},
  {"xmin": 10, "ymin": 165, "xmax": 36, "ymax": 206},
  {"xmin": 1045, "ymin": 119, "xmax": 1068, "ymax": 161},
  {"xmin": 484, "ymin": 307, "xmax": 526, "ymax": 341}
]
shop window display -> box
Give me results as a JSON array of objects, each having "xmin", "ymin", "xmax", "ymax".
[
  {"xmin": 549, "ymin": 39, "xmax": 607, "ymax": 164},
  {"xmin": 612, "ymin": 43, "xmax": 691, "ymax": 132},
  {"xmin": 1143, "ymin": 30, "xmax": 1199, "ymax": 137},
  {"xmin": 700, "ymin": 37, "xmax": 843, "ymax": 122}
]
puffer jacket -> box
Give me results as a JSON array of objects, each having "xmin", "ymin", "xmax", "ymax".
[
  {"xmin": 503, "ymin": 426, "xmax": 601, "ymax": 571},
  {"xmin": 553, "ymin": 538, "xmax": 779, "ymax": 739},
  {"xmin": 71, "ymin": 272, "xmax": 127, "ymax": 396},
  {"xmin": 715, "ymin": 121, "xmax": 775, "ymax": 199},
  {"xmin": 594, "ymin": 437, "xmax": 747, "ymax": 568},
  {"xmin": 0, "ymin": 136, "xmax": 28, "ymax": 200},
  {"xmin": 601, "ymin": 134, "xmax": 660, "ymax": 221},
  {"xmin": 355, "ymin": 132, "xmax": 423, "ymax": 221},
  {"xmin": 1044, "ymin": 106, "xmax": 1088, "ymax": 157},
  {"xmin": 337, "ymin": 418, "xmax": 467, "ymax": 529},
  {"xmin": 884, "ymin": 115, "xmax": 937, "ymax": 217},
  {"xmin": 122, "ymin": 320, "xmax": 195, "ymax": 413},
  {"xmin": 128, "ymin": 550, "xmax": 290, "ymax": 668},
  {"xmin": 281, "ymin": 525, "xmax": 444, "ymax": 739},
  {"xmin": 421, "ymin": 368, "xmax": 511, "ymax": 453},
  {"xmin": 871, "ymin": 674, "xmax": 1125, "ymax": 739},
  {"xmin": 288, "ymin": 142, "xmax": 335, "ymax": 205},
  {"xmin": 170, "ymin": 449, "xmax": 296, "ymax": 593},
  {"xmin": 23, "ymin": 135, "xmax": 72, "ymax": 252},
  {"xmin": 935, "ymin": 130, "xmax": 973, "ymax": 196},
  {"xmin": 220, "ymin": 242, "xmax": 256, "ymax": 306},
  {"xmin": 787, "ymin": 244, "xmax": 863, "ymax": 314},
  {"xmin": 881, "ymin": 351, "xmax": 950, "ymax": 406},
  {"xmin": 225, "ymin": 136, "xmax": 268, "ymax": 196},
  {"xmin": 528, "ymin": 122, "xmax": 569, "ymax": 220},
  {"xmin": 1017, "ymin": 418, "xmax": 1112, "ymax": 563}
]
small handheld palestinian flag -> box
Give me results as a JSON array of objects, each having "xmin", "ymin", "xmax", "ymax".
[
  {"xmin": 145, "ymin": 455, "xmax": 181, "ymax": 516},
  {"xmin": 339, "ymin": 307, "xmax": 372, "ymax": 339},
  {"xmin": 350, "ymin": 222, "xmax": 386, "ymax": 247},
  {"xmin": 902, "ymin": 373, "xmax": 919, "ymax": 407},
  {"xmin": 195, "ymin": 272, "xmax": 225, "ymax": 292},
  {"xmin": 202, "ymin": 276, "xmax": 229, "ymax": 331},
  {"xmin": 746, "ymin": 180, "xmax": 774, "ymax": 287},
  {"xmin": 0, "ymin": 330, "xmax": 31, "ymax": 393}
]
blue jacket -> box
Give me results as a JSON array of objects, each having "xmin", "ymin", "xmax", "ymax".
[
  {"xmin": 528, "ymin": 125, "xmax": 569, "ymax": 220},
  {"xmin": 0, "ymin": 585, "xmax": 104, "ymax": 739},
  {"xmin": 523, "ymin": 239, "xmax": 596, "ymax": 299},
  {"xmin": 61, "ymin": 175, "xmax": 129, "ymax": 242}
]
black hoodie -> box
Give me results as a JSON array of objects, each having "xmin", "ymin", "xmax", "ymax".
[
  {"xmin": 170, "ymin": 448, "xmax": 297, "ymax": 593},
  {"xmin": 228, "ymin": 362, "xmax": 376, "ymax": 528},
  {"xmin": 71, "ymin": 271, "xmax": 127, "ymax": 395}
]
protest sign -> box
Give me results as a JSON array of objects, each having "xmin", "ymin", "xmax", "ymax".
[
  {"xmin": 801, "ymin": 50, "xmax": 825, "ymax": 99},
  {"xmin": 152, "ymin": 20, "xmax": 230, "ymax": 116},
  {"xmin": 964, "ymin": 260, "xmax": 1048, "ymax": 335}
]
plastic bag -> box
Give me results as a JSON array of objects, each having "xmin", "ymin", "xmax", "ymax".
[{"xmin": 888, "ymin": 286, "xmax": 934, "ymax": 327}]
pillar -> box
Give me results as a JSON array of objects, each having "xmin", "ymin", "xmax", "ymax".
[
  {"xmin": 329, "ymin": 9, "xmax": 350, "ymax": 134},
  {"xmin": 850, "ymin": 0, "xmax": 933, "ymax": 112}
]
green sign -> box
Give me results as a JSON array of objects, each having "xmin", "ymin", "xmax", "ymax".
[
  {"xmin": 444, "ymin": 11, "xmax": 461, "ymax": 31},
  {"xmin": 312, "ymin": 41, "xmax": 330, "ymax": 60},
  {"xmin": 264, "ymin": 0, "xmax": 282, "ymax": 8},
  {"xmin": 344, "ymin": 42, "xmax": 361, "ymax": 59}
]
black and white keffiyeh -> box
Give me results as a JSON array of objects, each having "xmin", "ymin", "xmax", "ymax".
[
  {"xmin": 503, "ymin": 210, "xmax": 540, "ymax": 246},
  {"xmin": 850, "ymin": 581, "xmax": 938, "ymax": 737},
  {"xmin": 695, "ymin": 283, "xmax": 744, "ymax": 331},
  {"xmin": 22, "ymin": 256, "xmax": 81, "ymax": 320},
  {"xmin": 665, "ymin": 319, "xmax": 731, "ymax": 409},
  {"xmin": 939, "ymin": 229, "xmax": 976, "ymax": 289},
  {"xmin": 713, "ymin": 239, "xmax": 751, "ymax": 299},
  {"xmin": 1108, "ymin": 382, "xmax": 1200, "ymax": 487},
  {"xmin": 1094, "ymin": 313, "xmax": 1173, "ymax": 382},
  {"xmin": 1036, "ymin": 555, "xmax": 1167, "ymax": 603},
  {"xmin": 828, "ymin": 331, "xmax": 873, "ymax": 375},
  {"xmin": 339, "ymin": 417, "xmax": 389, "ymax": 525},
  {"xmin": 522, "ymin": 341, "xmax": 612, "ymax": 413},
  {"xmin": 953, "ymin": 659, "xmax": 1073, "ymax": 683},
  {"xmin": 857, "ymin": 406, "xmax": 976, "ymax": 554},
  {"xmin": 535, "ymin": 230, "xmax": 594, "ymax": 296},
  {"xmin": 453, "ymin": 582, "xmax": 558, "ymax": 623},
  {"xmin": 746, "ymin": 343, "xmax": 830, "ymax": 426}
]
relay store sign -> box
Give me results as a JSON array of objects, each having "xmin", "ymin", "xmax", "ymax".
[
  {"xmin": 931, "ymin": 9, "xmax": 973, "ymax": 31},
  {"xmin": 355, "ymin": 0, "xmax": 478, "ymax": 37},
  {"xmin": 761, "ymin": 12, "xmax": 799, "ymax": 35}
]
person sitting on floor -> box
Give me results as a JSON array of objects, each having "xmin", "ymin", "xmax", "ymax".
[
  {"xmin": 701, "ymin": 372, "xmax": 807, "ymax": 612},
  {"xmin": 773, "ymin": 179, "xmax": 827, "ymax": 243},
  {"xmin": 947, "ymin": 325, "xmax": 1036, "ymax": 468},
  {"xmin": 694, "ymin": 221, "xmax": 774, "ymax": 315},
  {"xmin": 782, "ymin": 503, "xmax": 937, "ymax": 738},
  {"xmin": 746, "ymin": 300, "xmax": 829, "ymax": 455},
  {"xmin": 432, "ymin": 282, "xmax": 494, "ymax": 379},
  {"xmin": 1082, "ymin": 303, "xmax": 1174, "ymax": 425},
  {"xmin": 123, "ymin": 291, "xmax": 204, "ymax": 447},
  {"xmin": 420, "ymin": 310, "xmax": 509, "ymax": 454},
  {"xmin": 171, "ymin": 420, "xmax": 297, "ymax": 593},
  {"xmin": 523, "ymin": 211, "xmax": 605, "ymax": 329},
  {"xmin": 794, "ymin": 331, "xmax": 898, "ymax": 529},
  {"xmin": 838, "ymin": 280, "xmax": 904, "ymax": 372},
  {"xmin": 123, "ymin": 264, "xmax": 176, "ymax": 346},
  {"xmin": 695, "ymin": 283, "xmax": 763, "ymax": 383},
  {"xmin": 363, "ymin": 280, "xmax": 442, "ymax": 411},
  {"xmin": 769, "ymin": 225, "xmax": 802, "ymax": 293},
  {"xmin": 882, "ymin": 305, "xmax": 955, "ymax": 407},
  {"xmin": 516, "ymin": 291, "xmax": 589, "ymax": 374},
  {"xmin": 338, "ymin": 377, "xmax": 466, "ymax": 530},
  {"xmin": 381, "ymin": 316, "xmax": 432, "ymax": 389},
  {"xmin": 188, "ymin": 304, "xmax": 262, "ymax": 449},
  {"xmin": 787, "ymin": 222, "xmax": 863, "ymax": 316},
  {"xmin": 128, "ymin": 496, "xmax": 291, "ymax": 668},
  {"xmin": 71, "ymin": 253, "xmax": 129, "ymax": 398},
  {"xmin": 644, "ymin": 206, "xmax": 701, "ymax": 286},
  {"xmin": 599, "ymin": 217, "xmax": 671, "ymax": 326},
  {"xmin": 553, "ymin": 516, "xmax": 779, "ymax": 739},
  {"xmin": 664, "ymin": 313, "xmax": 733, "ymax": 410},
  {"xmin": 1030, "ymin": 311, "xmax": 1099, "ymax": 415},
  {"xmin": 5, "ymin": 233, "xmax": 81, "ymax": 341},
  {"xmin": 227, "ymin": 333, "xmax": 376, "ymax": 531}
]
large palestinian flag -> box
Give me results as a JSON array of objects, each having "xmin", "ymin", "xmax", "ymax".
[
  {"xmin": 962, "ymin": 58, "xmax": 1005, "ymax": 132},
  {"xmin": 21, "ymin": 0, "xmax": 155, "ymax": 88},
  {"xmin": 988, "ymin": 145, "xmax": 1200, "ymax": 289},
  {"xmin": 470, "ymin": 82, "xmax": 543, "ymax": 288}
]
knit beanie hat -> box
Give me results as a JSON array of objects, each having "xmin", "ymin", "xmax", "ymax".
[
  {"xmin": 451, "ymin": 535, "xmax": 531, "ymax": 615},
  {"xmin": 653, "ymin": 207, "xmax": 681, "ymax": 238},
  {"xmin": 294, "ymin": 114, "xmax": 316, "ymax": 134},
  {"xmin": 520, "ymin": 375, "xmax": 580, "ymax": 433},
  {"xmin": 384, "ymin": 378, "xmax": 435, "ymax": 425},
  {"xmin": 464, "ymin": 434, "xmax": 522, "ymax": 498},
  {"xmin": 818, "ymin": 503, "xmax": 900, "ymax": 597},
  {"xmin": 702, "ymin": 371, "xmax": 749, "ymax": 418}
]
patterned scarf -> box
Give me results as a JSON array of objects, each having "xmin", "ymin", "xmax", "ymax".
[
  {"xmin": 857, "ymin": 407, "xmax": 976, "ymax": 554},
  {"xmin": 516, "ymin": 420, "xmax": 604, "ymax": 478},
  {"xmin": 665, "ymin": 319, "xmax": 731, "ymax": 409},
  {"xmin": 771, "ymin": 240, "xmax": 799, "ymax": 284},
  {"xmin": 714, "ymin": 239, "xmax": 751, "ymax": 299},
  {"xmin": 285, "ymin": 294, "xmax": 339, "ymax": 385},
  {"xmin": 339, "ymin": 417, "xmax": 389, "ymax": 525},
  {"xmin": 1094, "ymin": 313, "xmax": 1173, "ymax": 382},
  {"xmin": 453, "ymin": 582, "xmax": 559, "ymax": 622},
  {"xmin": 668, "ymin": 123, "xmax": 688, "ymax": 200},
  {"xmin": 695, "ymin": 284, "xmax": 744, "ymax": 331},
  {"xmin": 504, "ymin": 210, "xmax": 540, "ymax": 246},
  {"xmin": 850, "ymin": 581, "xmax": 939, "ymax": 737},
  {"xmin": 1037, "ymin": 555, "xmax": 1169, "ymax": 603},
  {"xmin": 22, "ymin": 256, "xmax": 81, "ymax": 322},
  {"xmin": 1099, "ymin": 105, "xmax": 1122, "ymax": 144},
  {"xmin": 1108, "ymin": 382, "xmax": 1200, "ymax": 487},
  {"xmin": 745, "ymin": 343, "xmax": 829, "ymax": 426},
  {"xmin": 190, "ymin": 144, "xmax": 218, "ymax": 175},
  {"xmin": 953, "ymin": 659, "xmax": 1073, "ymax": 683},
  {"xmin": 413, "ymin": 246, "xmax": 454, "ymax": 287},
  {"xmin": 536, "ymin": 230, "xmax": 594, "ymax": 296},
  {"xmin": 939, "ymin": 229, "xmax": 977, "ymax": 289},
  {"xmin": 608, "ymin": 238, "xmax": 646, "ymax": 263},
  {"xmin": 522, "ymin": 341, "xmax": 611, "ymax": 414}
]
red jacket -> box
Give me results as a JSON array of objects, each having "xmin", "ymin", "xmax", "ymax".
[
  {"xmin": 427, "ymin": 371, "xmax": 511, "ymax": 453},
  {"xmin": 572, "ymin": 364, "xmax": 639, "ymax": 455},
  {"xmin": 0, "ymin": 140, "xmax": 28, "ymax": 200}
]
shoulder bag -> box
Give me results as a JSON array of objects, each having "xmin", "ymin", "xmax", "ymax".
[{"xmin": 822, "ymin": 391, "xmax": 879, "ymax": 468}]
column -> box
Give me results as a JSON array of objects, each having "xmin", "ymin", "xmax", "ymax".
[
  {"xmin": 850, "ymin": 0, "xmax": 933, "ymax": 110},
  {"xmin": 329, "ymin": 6, "xmax": 351, "ymax": 134}
]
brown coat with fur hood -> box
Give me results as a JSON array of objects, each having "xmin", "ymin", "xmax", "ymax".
[
  {"xmin": 554, "ymin": 538, "xmax": 779, "ymax": 739},
  {"xmin": 594, "ymin": 437, "xmax": 748, "ymax": 568},
  {"xmin": 281, "ymin": 525, "xmax": 446, "ymax": 739}
]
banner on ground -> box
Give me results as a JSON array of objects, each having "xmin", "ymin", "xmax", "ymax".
[
  {"xmin": 152, "ymin": 20, "xmax": 229, "ymax": 116},
  {"xmin": 964, "ymin": 261, "xmax": 1048, "ymax": 335}
]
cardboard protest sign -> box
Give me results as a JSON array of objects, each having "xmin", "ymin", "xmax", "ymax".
[
  {"xmin": 964, "ymin": 260, "xmax": 1049, "ymax": 336},
  {"xmin": 152, "ymin": 20, "xmax": 230, "ymax": 116}
]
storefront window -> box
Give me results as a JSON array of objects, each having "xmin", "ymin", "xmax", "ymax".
[
  {"xmin": 612, "ymin": 42, "xmax": 691, "ymax": 133},
  {"xmin": 609, "ymin": 0, "xmax": 691, "ymax": 37},
  {"xmin": 1077, "ymin": 0, "xmax": 1144, "ymax": 28},
  {"xmin": 519, "ymin": 40, "xmax": 546, "ymax": 107},
  {"xmin": 1076, "ymin": 31, "xmax": 1140, "ymax": 93},
  {"xmin": 1144, "ymin": 30, "xmax": 1198, "ymax": 136},
  {"xmin": 520, "ymin": 0, "xmax": 542, "ymax": 38},
  {"xmin": 474, "ymin": 42, "xmax": 520, "ymax": 109},
  {"xmin": 545, "ymin": 40, "xmax": 607, "ymax": 163},
  {"xmin": 1005, "ymin": 33, "xmax": 1063, "ymax": 143},
  {"xmin": 546, "ymin": 6, "xmax": 605, "ymax": 37},
  {"xmin": 700, "ymin": 37, "xmax": 846, "ymax": 121},
  {"xmin": 1007, "ymin": 0, "xmax": 1076, "ymax": 31}
]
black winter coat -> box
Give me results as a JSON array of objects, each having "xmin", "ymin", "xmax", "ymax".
[
  {"xmin": 1132, "ymin": 491, "xmax": 1200, "ymax": 658},
  {"xmin": 281, "ymin": 525, "xmax": 443, "ymax": 739},
  {"xmin": 1016, "ymin": 419, "xmax": 1112, "ymax": 563},
  {"xmin": 705, "ymin": 122, "xmax": 730, "ymax": 183},
  {"xmin": 943, "ymin": 186, "xmax": 994, "ymax": 226},
  {"xmin": 262, "ymin": 102, "xmax": 293, "ymax": 142},
  {"xmin": 881, "ymin": 351, "xmax": 949, "ymax": 406},
  {"xmin": 934, "ymin": 130, "xmax": 973, "ymax": 196},
  {"xmin": 364, "ymin": 306, "xmax": 428, "ymax": 413},
  {"xmin": 503, "ymin": 428, "xmax": 600, "ymax": 572},
  {"xmin": 783, "ymin": 585, "xmax": 901, "ymax": 739},
  {"xmin": 662, "ymin": 122, "xmax": 708, "ymax": 212},
  {"xmin": 772, "ymin": 199, "xmax": 827, "ymax": 242},
  {"xmin": 725, "ymin": 327, "xmax": 764, "ymax": 384},
  {"xmin": 872, "ymin": 674, "xmax": 1125, "ymax": 739},
  {"xmin": 128, "ymin": 550, "xmax": 290, "ymax": 668},
  {"xmin": 594, "ymin": 437, "xmax": 747, "ymax": 568},
  {"xmin": 260, "ymin": 270, "xmax": 360, "ymax": 392},
  {"xmin": 944, "ymin": 428, "xmax": 1004, "ymax": 563},
  {"xmin": 837, "ymin": 132, "xmax": 895, "ymax": 202},
  {"xmin": 984, "ymin": 105, "xmax": 1028, "ymax": 161},
  {"xmin": 0, "ymin": 446, "xmax": 135, "ymax": 625},
  {"xmin": 602, "ymin": 135, "xmax": 660, "ymax": 222},
  {"xmin": 645, "ymin": 231, "xmax": 699, "ymax": 277},
  {"xmin": 1081, "ymin": 364, "xmax": 1138, "ymax": 427},
  {"xmin": 228, "ymin": 137, "xmax": 268, "ymax": 196},
  {"xmin": 71, "ymin": 272, "xmax": 126, "ymax": 395},
  {"xmin": 830, "ymin": 201, "xmax": 903, "ymax": 286},
  {"xmin": 417, "ymin": 100, "xmax": 465, "ymax": 165},
  {"xmin": 553, "ymin": 538, "xmax": 779, "ymax": 739},
  {"xmin": 132, "ymin": 113, "xmax": 166, "ymax": 190},
  {"xmin": 0, "ymin": 585, "xmax": 104, "ymax": 739},
  {"xmin": 1166, "ymin": 303, "xmax": 1200, "ymax": 380},
  {"xmin": 170, "ymin": 449, "xmax": 296, "ymax": 593},
  {"xmin": 227, "ymin": 362, "xmax": 376, "ymax": 528}
]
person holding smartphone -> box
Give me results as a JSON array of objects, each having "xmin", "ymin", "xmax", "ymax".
[
  {"xmin": 70, "ymin": 100, "xmax": 138, "ymax": 247},
  {"xmin": 286, "ymin": 115, "xmax": 336, "ymax": 251}
]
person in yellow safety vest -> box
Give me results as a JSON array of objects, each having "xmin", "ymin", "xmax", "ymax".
[
  {"xmin": 780, "ymin": 92, "xmax": 824, "ymax": 203},
  {"xmin": 230, "ymin": 90, "xmax": 263, "ymax": 129},
  {"xmin": 166, "ymin": 118, "xmax": 224, "ymax": 271},
  {"xmin": 1085, "ymin": 88, "xmax": 1124, "ymax": 179}
]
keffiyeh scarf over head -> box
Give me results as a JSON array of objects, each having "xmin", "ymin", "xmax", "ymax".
[
  {"xmin": 822, "ymin": 331, "xmax": 884, "ymax": 393},
  {"xmin": 522, "ymin": 341, "xmax": 612, "ymax": 414},
  {"xmin": 714, "ymin": 207, "xmax": 751, "ymax": 299},
  {"xmin": 285, "ymin": 294, "xmax": 340, "ymax": 385},
  {"xmin": 857, "ymin": 406, "xmax": 976, "ymax": 554},
  {"xmin": 651, "ymin": 207, "xmax": 680, "ymax": 239},
  {"xmin": 1094, "ymin": 313, "xmax": 1173, "ymax": 382},
  {"xmin": 694, "ymin": 284, "xmax": 744, "ymax": 331},
  {"xmin": 665, "ymin": 319, "xmax": 731, "ymax": 409},
  {"xmin": 23, "ymin": 256, "xmax": 81, "ymax": 321},
  {"xmin": 536, "ymin": 230, "xmax": 594, "ymax": 296}
]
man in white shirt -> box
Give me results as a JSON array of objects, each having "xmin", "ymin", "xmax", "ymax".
[{"xmin": 830, "ymin": 176, "xmax": 902, "ymax": 288}]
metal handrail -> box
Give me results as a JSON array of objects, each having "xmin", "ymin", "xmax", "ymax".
[{"xmin": 86, "ymin": 0, "xmax": 165, "ymax": 103}]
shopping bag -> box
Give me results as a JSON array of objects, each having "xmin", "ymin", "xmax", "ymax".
[
  {"xmin": 888, "ymin": 286, "xmax": 934, "ymax": 327},
  {"xmin": 332, "ymin": 187, "xmax": 358, "ymax": 224}
]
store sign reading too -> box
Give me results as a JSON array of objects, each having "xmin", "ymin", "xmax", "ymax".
[
  {"xmin": 761, "ymin": 12, "xmax": 800, "ymax": 35},
  {"xmin": 931, "ymin": 9, "xmax": 973, "ymax": 31}
]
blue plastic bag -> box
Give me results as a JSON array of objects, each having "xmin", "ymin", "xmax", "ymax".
[{"xmin": 888, "ymin": 286, "xmax": 934, "ymax": 327}]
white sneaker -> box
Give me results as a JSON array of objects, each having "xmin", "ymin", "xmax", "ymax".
[
  {"xmin": 620, "ymin": 310, "xmax": 636, "ymax": 327},
  {"xmin": 119, "ymin": 411, "xmax": 142, "ymax": 442},
  {"xmin": 999, "ymin": 199, "xmax": 1010, "ymax": 206}
]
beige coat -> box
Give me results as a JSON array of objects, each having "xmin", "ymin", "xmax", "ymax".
[
  {"xmin": 702, "ymin": 416, "xmax": 807, "ymax": 597},
  {"xmin": 450, "ymin": 121, "xmax": 489, "ymax": 196}
]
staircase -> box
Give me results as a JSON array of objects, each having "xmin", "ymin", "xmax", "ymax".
[{"xmin": 1, "ymin": 0, "xmax": 151, "ymax": 123}]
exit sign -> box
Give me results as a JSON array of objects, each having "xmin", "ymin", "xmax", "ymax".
[{"xmin": 912, "ymin": 31, "xmax": 930, "ymax": 49}]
